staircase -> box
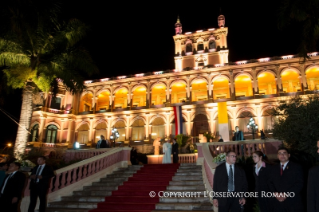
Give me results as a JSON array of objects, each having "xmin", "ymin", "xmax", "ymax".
[
  {"xmin": 47, "ymin": 165, "xmax": 143, "ymax": 212},
  {"xmin": 46, "ymin": 164, "xmax": 214, "ymax": 212}
]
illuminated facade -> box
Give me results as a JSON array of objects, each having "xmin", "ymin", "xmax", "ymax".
[{"xmin": 29, "ymin": 15, "xmax": 319, "ymax": 147}]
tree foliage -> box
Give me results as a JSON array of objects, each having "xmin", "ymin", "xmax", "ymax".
[
  {"xmin": 273, "ymin": 95, "xmax": 319, "ymax": 158},
  {"xmin": 0, "ymin": 0, "xmax": 98, "ymax": 94}
]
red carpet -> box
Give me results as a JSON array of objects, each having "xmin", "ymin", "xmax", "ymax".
[{"xmin": 90, "ymin": 164, "xmax": 180, "ymax": 212}]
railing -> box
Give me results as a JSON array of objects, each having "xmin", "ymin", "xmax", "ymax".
[
  {"xmin": 146, "ymin": 153, "xmax": 198, "ymax": 164},
  {"xmin": 207, "ymin": 139, "xmax": 282, "ymax": 157},
  {"xmin": 63, "ymin": 148, "xmax": 111, "ymax": 162},
  {"xmin": 22, "ymin": 147, "xmax": 130, "ymax": 212}
]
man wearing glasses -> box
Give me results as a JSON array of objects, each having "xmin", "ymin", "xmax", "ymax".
[
  {"xmin": 268, "ymin": 147, "xmax": 304, "ymax": 212},
  {"xmin": 213, "ymin": 151, "xmax": 248, "ymax": 211}
]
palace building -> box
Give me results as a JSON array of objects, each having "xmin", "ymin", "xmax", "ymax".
[{"xmin": 29, "ymin": 15, "xmax": 319, "ymax": 148}]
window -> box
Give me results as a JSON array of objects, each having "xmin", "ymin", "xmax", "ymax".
[
  {"xmin": 30, "ymin": 124, "xmax": 39, "ymax": 141},
  {"xmin": 50, "ymin": 97, "xmax": 61, "ymax": 110},
  {"xmin": 46, "ymin": 125, "xmax": 58, "ymax": 143},
  {"xmin": 186, "ymin": 43, "xmax": 192, "ymax": 52},
  {"xmin": 209, "ymin": 40, "xmax": 216, "ymax": 49},
  {"xmin": 131, "ymin": 120, "xmax": 145, "ymax": 140},
  {"xmin": 197, "ymin": 43, "xmax": 204, "ymax": 51}
]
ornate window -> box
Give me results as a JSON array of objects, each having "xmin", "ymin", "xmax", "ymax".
[
  {"xmin": 186, "ymin": 43, "xmax": 192, "ymax": 52},
  {"xmin": 30, "ymin": 124, "xmax": 39, "ymax": 142},
  {"xmin": 46, "ymin": 125, "xmax": 58, "ymax": 143},
  {"xmin": 197, "ymin": 42, "xmax": 204, "ymax": 51},
  {"xmin": 209, "ymin": 40, "xmax": 216, "ymax": 49},
  {"xmin": 50, "ymin": 97, "xmax": 61, "ymax": 110}
]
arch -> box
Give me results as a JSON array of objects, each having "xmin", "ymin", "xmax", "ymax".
[
  {"xmin": 257, "ymin": 72, "xmax": 277, "ymax": 95},
  {"xmin": 30, "ymin": 123, "xmax": 39, "ymax": 142},
  {"xmin": 191, "ymin": 77, "xmax": 208, "ymax": 101},
  {"xmin": 169, "ymin": 113, "xmax": 188, "ymax": 123},
  {"xmin": 209, "ymin": 39, "xmax": 216, "ymax": 50},
  {"xmin": 190, "ymin": 76, "xmax": 209, "ymax": 85},
  {"xmin": 131, "ymin": 119, "xmax": 145, "ymax": 140},
  {"xmin": 305, "ymin": 65, "xmax": 319, "ymax": 90},
  {"xmin": 150, "ymin": 116, "xmax": 166, "ymax": 139},
  {"xmin": 212, "ymin": 75, "xmax": 230, "ymax": 99},
  {"xmin": 94, "ymin": 119, "xmax": 108, "ymax": 129},
  {"xmin": 280, "ymin": 67, "xmax": 301, "ymax": 75},
  {"xmin": 260, "ymin": 106, "xmax": 276, "ymax": 132},
  {"xmin": 151, "ymin": 82, "xmax": 167, "ymax": 105},
  {"xmin": 151, "ymin": 81, "xmax": 167, "ymax": 90},
  {"xmin": 76, "ymin": 121, "xmax": 90, "ymax": 131},
  {"xmin": 130, "ymin": 116, "xmax": 147, "ymax": 126},
  {"xmin": 212, "ymin": 110, "xmax": 234, "ymax": 120},
  {"xmin": 96, "ymin": 88, "xmax": 111, "ymax": 97},
  {"xmin": 132, "ymin": 84, "xmax": 147, "ymax": 92},
  {"xmin": 150, "ymin": 115, "xmax": 166, "ymax": 125},
  {"xmin": 170, "ymin": 80, "xmax": 187, "ymax": 103},
  {"xmin": 192, "ymin": 114, "xmax": 210, "ymax": 139},
  {"xmin": 211, "ymin": 74, "xmax": 231, "ymax": 83},
  {"xmin": 234, "ymin": 74, "xmax": 253, "ymax": 97},
  {"xmin": 257, "ymin": 69, "xmax": 276, "ymax": 78},
  {"xmin": 44, "ymin": 122, "xmax": 61, "ymax": 129},
  {"xmin": 30, "ymin": 121, "xmax": 40, "ymax": 128},
  {"xmin": 113, "ymin": 86, "xmax": 129, "ymax": 95},
  {"xmin": 111, "ymin": 118, "xmax": 127, "ymax": 127},
  {"xmin": 113, "ymin": 87, "xmax": 128, "ymax": 109},
  {"xmin": 169, "ymin": 79, "xmax": 187, "ymax": 88},
  {"xmin": 80, "ymin": 90, "xmax": 94, "ymax": 98},
  {"xmin": 236, "ymin": 107, "xmax": 257, "ymax": 118},
  {"xmin": 234, "ymin": 73, "xmax": 253, "ymax": 81},
  {"xmin": 191, "ymin": 112, "xmax": 210, "ymax": 122},
  {"xmin": 281, "ymin": 68, "xmax": 301, "ymax": 92},
  {"xmin": 96, "ymin": 90, "xmax": 111, "ymax": 110},
  {"xmin": 186, "ymin": 43, "xmax": 192, "ymax": 53},
  {"xmin": 80, "ymin": 92, "xmax": 94, "ymax": 112},
  {"xmin": 197, "ymin": 41, "xmax": 204, "ymax": 51},
  {"xmin": 132, "ymin": 85, "xmax": 147, "ymax": 107},
  {"xmin": 45, "ymin": 124, "xmax": 58, "ymax": 143}
]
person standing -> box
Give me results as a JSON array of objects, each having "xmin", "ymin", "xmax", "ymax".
[
  {"xmin": 0, "ymin": 162, "xmax": 8, "ymax": 186},
  {"xmin": 268, "ymin": 147, "xmax": 304, "ymax": 212},
  {"xmin": 233, "ymin": 126, "xmax": 244, "ymax": 141},
  {"xmin": 0, "ymin": 162, "xmax": 26, "ymax": 212},
  {"xmin": 162, "ymin": 139, "xmax": 172, "ymax": 164},
  {"xmin": 307, "ymin": 140, "xmax": 319, "ymax": 212},
  {"xmin": 172, "ymin": 139, "xmax": 179, "ymax": 163},
  {"xmin": 213, "ymin": 150, "xmax": 248, "ymax": 212},
  {"xmin": 96, "ymin": 135, "xmax": 108, "ymax": 148},
  {"xmin": 218, "ymin": 135, "xmax": 224, "ymax": 142},
  {"xmin": 28, "ymin": 156, "xmax": 55, "ymax": 212},
  {"xmin": 252, "ymin": 151, "xmax": 272, "ymax": 212}
]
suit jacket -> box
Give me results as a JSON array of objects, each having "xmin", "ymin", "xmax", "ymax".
[
  {"xmin": 0, "ymin": 171, "xmax": 26, "ymax": 200},
  {"xmin": 254, "ymin": 164, "xmax": 271, "ymax": 193},
  {"xmin": 268, "ymin": 161, "xmax": 304, "ymax": 211},
  {"xmin": 307, "ymin": 165, "xmax": 319, "ymax": 212},
  {"xmin": 96, "ymin": 140, "xmax": 109, "ymax": 148},
  {"xmin": 213, "ymin": 162, "xmax": 248, "ymax": 206},
  {"xmin": 172, "ymin": 142, "xmax": 179, "ymax": 154},
  {"xmin": 29, "ymin": 165, "xmax": 55, "ymax": 190},
  {"xmin": 233, "ymin": 131, "xmax": 244, "ymax": 141}
]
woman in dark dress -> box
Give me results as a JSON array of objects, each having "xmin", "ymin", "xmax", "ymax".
[{"xmin": 252, "ymin": 151, "xmax": 272, "ymax": 212}]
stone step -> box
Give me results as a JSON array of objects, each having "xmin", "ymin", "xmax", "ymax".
[
  {"xmin": 72, "ymin": 190, "xmax": 112, "ymax": 196},
  {"xmin": 48, "ymin": 202, "xmax": 97, "ymax": 209},
  {"xmin": 159, "ymin": 197, "xmax": 210, "ymax": 203},
  {"xmin": 100, "ymin": 177, "xmax": 128, "ymax": 182},
  {"xmin": 106, "ymin": 173, "xmax": 133, "ymax": 177},
  {"xmin": 46, "ymin": 208, "xmax": 89, "ymax": 212},
  {"xmin": 91, "ymin": 181, "xmax": 122, "ymax": 186},
  {"xmin": 166, "ymin": 185, "xmax": 206, "ymax": 191},
  {"xmin": 176, "ymin": 168, "xmax": 202, "ymax": 172},
  {"xmin": 169, "ymin": 180, "xmax": 203, "ymax": 186},
  {"xmin": 175, "ymin": 172, "xmax": 202, "ymax": 176},
  {"xmin": 61, "ymin": 196, "xmax": 105, "ymax": 202},
  {"xmin": 172, "ymin": 176, "xmax": 202, "ymax": 181},
  {"xmin": 83, "ymin": 185, "xmax": 117, "ymax": 191},
  {"xmin": 155, "ymin": 202, "xmax": 214, "ymax": 210}
]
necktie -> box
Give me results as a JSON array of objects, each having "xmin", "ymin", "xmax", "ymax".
[
  {"xmin": 228, "ymin": 165, "xmax": 234, "ymax": 191},
  {"xmin": 280, "ymin": 164, "xmax": 284, "ymax": 176},
  {"xmin": 35, "ymin": 165, "xmax": 41, "ymax": 183}
]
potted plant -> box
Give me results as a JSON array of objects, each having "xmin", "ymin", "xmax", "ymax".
[
  {"xmin": 212, "ymin": 152, "xmax": 226, "ymax": 164},
  {"xmin": 203, "ymin": 132, "xmax": 215, "ymax": 142}
]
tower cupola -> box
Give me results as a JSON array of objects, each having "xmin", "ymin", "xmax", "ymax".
[
  {"xmin": 175, "ymin": 16, "xmax": 182, "ymax": 35},
  {"xmin": 218, "ymin": 14, "xmax": 225, "ymax": 28}
]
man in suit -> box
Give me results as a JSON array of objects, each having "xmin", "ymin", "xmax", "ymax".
[
  {"xmin": 96, "ymin": 135, "xmax": 109, "ymax": 148},
  {"xmin": 213, "ymin": 150, "xmax": 248, "ymax": 212},
  {"xmin": 233, "ymin": 126, "xmax": 244, "ymax": 141},
  {"xmin": 0, "ymin": 162, "xmax": 8, "ymax": 186},
  {"xmin": 268, "ymin": 147, "xmax": 304, "ymax": 212},
  {"xmin": 307, "ymin": 140, "xmax": 319, "ymax": 212},
  {"xmin": 172, "ymin": 139, "xmax": 179, "ymax": 163},
  {"xmin": 0, "ymin": 162, "xmax": 26, "ymax": 212},
  {"xmin": 218, "ymin": 135, "xmax": 224, "ymax": 142},
  {"xmin": 28, "ymin": 156, "xmax": 55, "ymax": 212}
]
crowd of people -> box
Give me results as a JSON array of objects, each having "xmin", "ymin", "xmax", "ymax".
[
  {"xmin": 0, "ymin": 156, "xmax": 54, "ymax": 212},
  {"xmin": 213, "ymin": 141, "xmax": 319, "ymax": 212}
]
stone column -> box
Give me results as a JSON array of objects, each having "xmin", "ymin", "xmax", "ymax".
[
  {"xmin": 275, "ymin": 65, "xmax": 283, "ymax": 92},
  {"xmin": 89, "ymin": 118, "xmax": 94, "ymax": 143},
  {"xmin": 59, "ymin": 120, "xmax": 64, "ymax": 143},
  {"xmin": 300, "ymin": 64, "xmax": 308, "ymax": 89},
  {"xmin": 67, "ymin": 119, "xmax": 74, "ymax": 144}
]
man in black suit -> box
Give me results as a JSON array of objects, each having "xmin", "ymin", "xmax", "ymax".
[
  {"xmin": 172, "ymin": 139, "xmax": 179, "ymax": 163},
  {"xmin": 213, "ymin": 150, "xmax": 248, "ymax": 212},
  {"xmin": 96, "ymin": 135, "xmax": 109, "ymax": 148},
  {"xmin": 268, "ymin": 147, "xmax": 304, "ymax": 212},
  {"xmin": 28, "ymin": 156, "xmax": 55, "ymax": 212},
  {"xmin": 0, "ymin": 162, "xmax": 26, "ymax": 212},
  {"xmin": 307, "ymin": 140, "xmax": 319, "ymax": 212}
]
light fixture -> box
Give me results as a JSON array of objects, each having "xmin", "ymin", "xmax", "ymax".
[
  {"xmin": 122, "ymin": 134, "xmax": 125, "ymax": 136},
  {"xmin": 74, "ymin": 141, "xmax": 80, "ymax": 149},
  {"xmin": 151, "ymin": 133, "xmax": 157, "ymax": 135}
]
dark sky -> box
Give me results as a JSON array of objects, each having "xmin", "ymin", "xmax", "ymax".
[{"xmin": 0, "ymin": 0, "xmax": 301, "ymax": 146}]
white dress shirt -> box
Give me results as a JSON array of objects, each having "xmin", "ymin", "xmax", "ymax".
[
  {"xmin": 281, "ymin": 161, "xmax": 289, "ymax": 170},
  {"xmin": 36, "ymin": 164, "xmax": 46, "ymax": 183},
  {"xmin": 226, "ymin": 162, "xmax": 235, "ymax": 191}
]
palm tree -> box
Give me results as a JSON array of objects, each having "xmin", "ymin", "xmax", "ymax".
[{"xmin": 0, "ymin": 1, "xmax": 98, "ymax": 158}]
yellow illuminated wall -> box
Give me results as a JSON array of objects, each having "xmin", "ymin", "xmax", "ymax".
[
  {"xmin": 191, "ymin": 80, "xmax": 207, "ymax": 101},
  {"xmin": 171, "ymin": 82, "xmax": 187, "ymax": 103},
  {"xmin": 151, "ymin": 84, "xmax": 166, "ymax": 105},
  {"xmin": 213, "ymin": 77, "xmax": 230, "ymax": 99},
  {"xmin": 306, "ymin": 67, "xmax": 319, "ymax": 90},
  {"xmin": 97, "ymin": 91, "xmax": 110, "ymax": 110},
  {"xmin": 281, "ymin": 70, "xmax": 300, "ymax": 92},
  {"xmin": 114, "ymin": 88, "xmax": 128, "ymax": 108},
  {"xmin": 257, "ymin": 73, "xmax": 277, "ymax": 95},
  {"xmin": 79, "ymin": 93, "xmax": 93, "ymax": 112},
  {"xmin": 132, "ymin": 86, "xmax": 146, "ymax": 107},
  {"xmin": 235, "ymin": 75, "xmax": 253, "ymax": 97}
]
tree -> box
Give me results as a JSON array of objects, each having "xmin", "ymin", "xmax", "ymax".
[
  {"xmin": 278, "ymin": 0, "xmax": 319, "ymax": 61},
  {"xmin": 272, "ymin": 95, "xmax": 319, "ymax": 158},
  {"xmin": 0, "ymin": 1, "xmax": 98, "ymax": 158}
]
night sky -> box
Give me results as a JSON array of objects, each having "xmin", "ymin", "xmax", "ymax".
[{"xmin": 0, "ymin": 0, "xmax": 302, "ymax": 146}]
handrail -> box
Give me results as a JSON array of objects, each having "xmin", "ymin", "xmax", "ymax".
[
  {"xmin": 63, "ymin": 148, "xmax": 111, "ymax": 162},
  {"xmin": 23, "ymin": 147, "xmax": 130, "ymax": 197}
]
